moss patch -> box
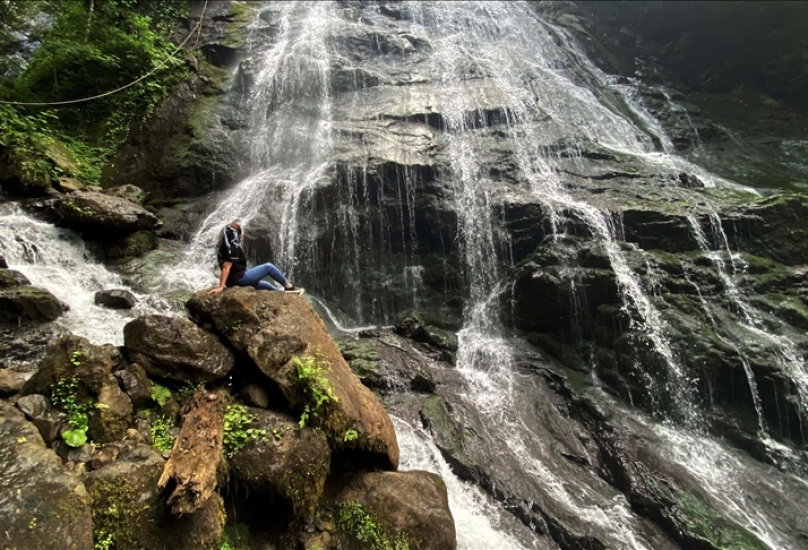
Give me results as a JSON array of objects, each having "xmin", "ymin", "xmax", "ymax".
[
  {"xmin": 221, "ymin": 2, "xmax": 258, "ymax": 49},
  {"xmin": 671, "ymin": 489, "xmax": 768, "ymax": 550},
  {"xmin": 335, "ymin": 500, "xmax": 410, "ymax": 550},
  {"xmin": 89, "ymin": 478, "xmax": 152, "ymax": 550}
]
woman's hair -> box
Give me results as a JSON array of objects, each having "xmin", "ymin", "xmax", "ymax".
[{"xmin": 228, "ymin": 222, "xmax": 242, "ymax": 236}]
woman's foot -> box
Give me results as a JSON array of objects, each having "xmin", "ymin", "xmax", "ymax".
[{"xmin": 284, "ymin": 284, "xmax": 304, "ymax": 295}]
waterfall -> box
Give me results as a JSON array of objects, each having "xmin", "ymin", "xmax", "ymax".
[
  {"xmin": 686, "ymin": 213, "xmax": 808, "ymax": 448},
  {"xmin": 124, "ymin": 1, "xmax": 803, "ymax": 547},
  {"xmin": 0, "ymin": 204, "xmax": 166, "ymax": 346}
]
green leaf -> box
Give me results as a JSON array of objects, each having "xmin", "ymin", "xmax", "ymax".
[{"xmin": 62, "ymin": 428, "xmax": 88, "ymax": 447}]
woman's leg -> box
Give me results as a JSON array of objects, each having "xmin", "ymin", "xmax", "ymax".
[{"xmin": 234, "ymin": 263, "xmax": 288, "ymax": 290}]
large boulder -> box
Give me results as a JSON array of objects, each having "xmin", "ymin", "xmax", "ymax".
[
  {"xmin": 0, "ymin": 285, "xmax": 65, "ymax": 325},
  {"xmin": 335, "ymin": 471, "xmax": 456, "ymax": 550},
  {"xmin": 0, "ymin": 401, "xmax": 93, "ymax": 550},
  {"xmin": 22, "ymin": 334, "xmax": 124, "ymax": 397},
  {"xmin": 123, "ymin": 314, "xmax": 235, "ymax": 383},
  {"xmin": 186, "ymin": 287, "xmax": 399, "ymax": 470},
  {"xmin": 102, "ymin": 184, "xmax": 147, "ymax": 205},
  {"xmin": 228, "ymin": 408, "xmax": 331, "ymax": 516},
  {"xmin": 54, "ymin": 188, "xmax": 161, "ymax": 233},
  {"xmin": 85, "ymin": 443, "xmax": 224, "ymax": 550}
]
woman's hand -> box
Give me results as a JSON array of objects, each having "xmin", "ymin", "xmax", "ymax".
[{"xmin": 208, "ymin": 285, "xmax": 225, "ymax": 295}]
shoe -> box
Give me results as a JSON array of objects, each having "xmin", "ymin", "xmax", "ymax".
[{"xmin": 284, "ymin": 285, "xmax": 305, "ymax": 295}]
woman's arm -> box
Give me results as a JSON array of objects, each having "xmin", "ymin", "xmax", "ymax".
[{"xmin": 208, "ymin": 261, "xmax": 232, "ymax": 294}]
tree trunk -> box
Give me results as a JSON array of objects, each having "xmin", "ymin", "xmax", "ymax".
[
  {"xmin": 157, "ymin": 388, "xmax": 227, "ymax": 515},
  {"xmin": 83, "ymin": 0, "xmax": 94, "ymax": 44}
]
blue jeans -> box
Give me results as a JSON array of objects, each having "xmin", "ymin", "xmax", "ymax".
[{"xmin": 234, "ymin": 263, "xmax": 288, "ymax": 291}]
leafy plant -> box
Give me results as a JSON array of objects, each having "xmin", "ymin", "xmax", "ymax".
[
  {"xmin": 294, "ymin": 352, "xmax": 337, "ymax": 428},
  {"xmin": 150, "ymin": 382, "xmax": 171, "ymax": 407},
  {"xmin": 344, "ymin": 429, "xmax": 359, "ymax": 442},
  {"xmin": 222, "ymin": 404, "xmax": 267, "ymax": 458},
  {"xmin": 272, "ymin": 426, "xmax": 292, "ymax": 440},
  {"xmin": 150, "ymin": 416, "xmax": 175, "ymax": 453},
  {"xmin": 178, "ymin": 379, "xmax": 206, "ymax": 401},
  {"xmin": 51, "ymin": 376, "xmax": 91, "ymax": 447},
  {"xmin": 94, "ymin": 533, "xmax": 114, "ymax": 550},
  {"xmin": 70, "ymin": 350, "xmax": 82, "ymax": 366},
  {"xmin": 336, "ymin": 500, "xmax": 409, "ymax": 550}
]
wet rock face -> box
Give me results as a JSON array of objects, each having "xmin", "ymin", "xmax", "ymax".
[
  {"xmin": 0, "ymin": 401, "xmax": 93, "ymax": 550},
  {"xmin": 123, "ymin": 314, "xmax": 235, "ymax": 383}
]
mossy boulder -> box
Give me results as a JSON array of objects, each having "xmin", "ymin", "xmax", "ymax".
[
  {"xmin": 186, "ymin": 287, "xmax": 399, "ymax": 470},
  {"xmin": 337, "ymin": 337, "xmax": 381, "ymax": 387},
  {"xmin": 422, "ymin": 325, "xmax": 458, "ymax": 352},
  {"xmin": 86, "ymin": 443, "xmax": 224, "ymax": 550},
  {"xmin": 0, "ymin": 268, "xmax": 30, "ymax": 287},
  {"xmin": 335, "ymin": 471, "xmax": 456, "ymax": 550},
  {"xmin": 22, "ymin": 334, "xmax": 125, "ymax": 398},
  {"xmin": 0, "ymin": 401, "xmax": 93, "ymax": 550},
  {"xmin": 103, "ymin": 230, "xmax": 158, "ymax": 260},
  {"xmin": 228, "ymin": 408, "xmax": 331, "ymax": 517},
  {"xmin": 394, "ymin": 309, "xmax": 426, "ymax": 339},
  {"xmin": 123, "ymin": 314, "xmax": 235, "ymax": 383},
  {"xmin": 0, "ymin": 285, "xmax": 65, "ymax": 325}
]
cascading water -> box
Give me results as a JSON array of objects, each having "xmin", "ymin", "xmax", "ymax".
[
  {"xmin": 0, "ymin": 203, "xmax": 165, "ymax": 346},
  {"xmin": 136, "ymin": 1, "xmax": 806, "ymax": 547},
  {"xmin": 169, "ymin": 0, "xmax": 336, "ymax": 292},
  {"xmin": 686, "ymin": 213, "xmax": 808, "ymax": 447}
]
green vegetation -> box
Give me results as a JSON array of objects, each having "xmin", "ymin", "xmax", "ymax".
[
  {"xmin": 94, "ymin": 532, "xmax": 114, "ymax": 550},
  {"xmin": 344, "ymin": 428, "xmax": 358, "ymax": 442},
  {"xmin": 149, "ymin": 415, "xmax": 174, "ymax": 453},
  {"xmin": 51, "ymin": 376, "xmax": 91, "ymax": 447},
  {"xmin": 0, "ymin": 0, "xmax": 190, "ymax": 190},
  {"xmin": 336, "ymin": 500, "xmax": 409, "ymax": 550},
  {"xmin": 294, "ymin": 351, "xmax": 337, "ymax": 428},
  {"xmin": 150, "ymin": 382, "xmax": 171, "ymax": 407},
  {"xmin": 222, "ymin": 404, "xmax": 267, "ymax": 459},
  {"xmin": 218, "ymin": 522, "xmax": 250, "ymax": 550}
]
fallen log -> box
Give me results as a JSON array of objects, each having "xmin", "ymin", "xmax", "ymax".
[{"xmin": 158, "ymin": 388, "xmax": 227, "ymax": 514}]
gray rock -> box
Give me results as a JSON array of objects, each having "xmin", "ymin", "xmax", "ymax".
[
  {"xmin": 123, "ymin": 314, "xmax": 235, "ymax": 383},
  {"xmin": 0, "ymin": 285, "xmax": 65, "ymax": 325},
  {"xmin": 87, "ymin": 374, "xmax": 133, "ymax": 444},
  {"xmin": 16, "ymin": 393, "xmax": 50, "ymax": 419},
  {"xmin": 0, "ymin": 401, "xmax": 93, "ymax": 550},
  {"xmin": 114, "ymin": 363, "xmax": 153, "ymax": 407},
  {"xmin": 239, "ymin": 383, "xmax": 269, "ymax": 408},
  {"xmin": 54, "ymin": 188, "xmax": 161, "ymax": 233},
  {"xmin": 0, "ymin": 368, "xmax": 31, "ymax": 394},
  {"xmin": 102, "ymin": 183, "xmax": 147, "ymax": 205},
  {"xmin": 94, "ymin": 289, "xmax": 137, "ymax": 309},
  {"xmin": 0, "ymin": 268, "xmax": 30, "ymax": 287},
  {"xmin": 395, "ymin": 309, "xmax": 426, "ymax": 339}
]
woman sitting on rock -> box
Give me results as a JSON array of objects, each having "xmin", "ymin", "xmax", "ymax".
[{"xmin": 207, "ymin": 222, "xmax": 304, "ymax": 295}]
